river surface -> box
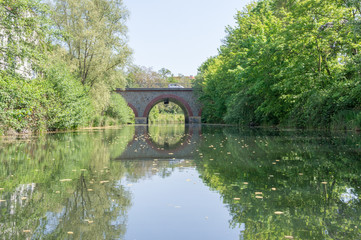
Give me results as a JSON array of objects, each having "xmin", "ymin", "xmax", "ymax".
[{"xmin": 0, "ymin": 124, "xmax": 360, "ymax": 239}]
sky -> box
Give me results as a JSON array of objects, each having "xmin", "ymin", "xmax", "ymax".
[{"xmin": 123, "ymin": 0, "xmax": 252, "ymax": 76}]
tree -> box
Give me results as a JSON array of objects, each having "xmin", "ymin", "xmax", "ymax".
[
  {"xmin": 0, "ymin": 0, "xmax": 50, "ymax": 77},
  {"xmin": 51, "ymin": 0, "xmax": 131, "ymax": 88},
  {"xmin": 196, "ymin": 0, "xmax": 361, "ymax": 129}
]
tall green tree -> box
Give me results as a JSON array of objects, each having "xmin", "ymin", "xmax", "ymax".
[
  {"xmin": 196, "ymin": 0, "xmax": 361, "ymax": 129},
  {"xmin": 51, "ymin": 0, "xmax": 131, "ymax": 88},
  {"xmin": 0, "ymin": 0, "xmax": 50, "ymax": 76}
]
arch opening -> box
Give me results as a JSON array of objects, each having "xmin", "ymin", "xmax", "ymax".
[
  {"xmin": 148, "ymin": 101, "xmax": 187, "ymax": 124},
  {"xmin": 143, "ymin": 95, "xmax": 193, "ymax": 124}
]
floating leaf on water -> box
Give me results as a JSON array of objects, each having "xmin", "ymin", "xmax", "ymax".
[
  {"xmin": 321, "ymin": 182, "xmax": 328, "ymax": 184},
  {"xmin": 60, "ymin": 179, "xmax": 72, "ymax": 182},
  {"xmin": 274, "ymin": 211, "xmax": 284, "ymax": 215},
  {"xmin": 255, "ymin": 192, "xmax": 263, "ymax": 195},
  {"xmin": 233, "ymin": 198, "xmax": 240, "ymax": 200},
  {"xmin": 284, "ymin": 236, "xmax": 294, "ymax": 239},
  {"xmin": 23, "ymin": 230, "xmax": 31, "ymax": 233}
]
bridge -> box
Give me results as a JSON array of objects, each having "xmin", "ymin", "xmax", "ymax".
[{"xmin": 116, "ymin": 88, "xmax": 202, "ymax": 124}]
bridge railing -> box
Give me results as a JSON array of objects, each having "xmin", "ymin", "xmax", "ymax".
[{"xmin": 126, "ymin": 82, "xmax": 193, "ymax": 88}]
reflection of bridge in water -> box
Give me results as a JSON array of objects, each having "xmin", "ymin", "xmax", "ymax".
[{"xmin": 113, "ymin": 125, "xmax": 201, "ymax": 161}]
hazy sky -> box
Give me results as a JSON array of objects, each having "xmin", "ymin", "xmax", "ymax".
[{"xmin": 123, "ymin": 0, "xmax": 252, "ymax": 76}]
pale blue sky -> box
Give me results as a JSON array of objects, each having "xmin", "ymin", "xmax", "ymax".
[{"xmin": 123, "ymin": 0, "xmax": 252, "ymax": 76}]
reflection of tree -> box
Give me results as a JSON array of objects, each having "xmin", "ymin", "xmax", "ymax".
[
  {"xmin": 35, "ymin": 173, "xmax": 131, "ymax": 239},
  {"xmin": 0, "ymin": 127, "xmax": 135, "ymax": 239},
  {"xmin": 195, "ymin": 127, "xmax": 361, "ymax": 239}
]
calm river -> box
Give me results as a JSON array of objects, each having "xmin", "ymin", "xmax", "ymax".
[{"xmin": 0, "ymin": 125, "xmax": 360, "ymax": 239}]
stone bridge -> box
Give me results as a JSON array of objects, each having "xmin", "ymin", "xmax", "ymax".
[
  {"xmin": 115, "ymin": 88, "xmax": 202, "ymax": 124},
  {"xmin": 112, "ymin": 125, "xmax": 201, "ymax": 161}
]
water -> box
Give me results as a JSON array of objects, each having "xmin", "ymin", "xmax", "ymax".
[{"xmin": 0, "ymin": 125, "xmax": 360, "ymax": 239}]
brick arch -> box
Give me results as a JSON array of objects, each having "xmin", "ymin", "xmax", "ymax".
[
  {"xmin": 143, "ymin": 94, "xmax": 194, "ymax": 123},
  {"xmin": 127, "ymin": 103, "xmax": 139, "ymax": 117}
]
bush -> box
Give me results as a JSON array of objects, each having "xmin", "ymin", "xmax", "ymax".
[
  {"xmin": 104, "ymin": 93, "xmax": 134, "ymax": 124},
  {"xmin": 44, "ymin": 63, "xmax": 93, "ymax": 130},
  {"xmin": 0, "ymin": 73, "xmax": 47, "ymax": 132}
]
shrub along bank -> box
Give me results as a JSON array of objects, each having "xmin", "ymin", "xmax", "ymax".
[{"xmin": 0, "ymin": 66, "xmax": 133, "ymax": 135}]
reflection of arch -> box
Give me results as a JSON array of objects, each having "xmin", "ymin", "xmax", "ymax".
[
  {"xmin": 115, "ymin": 124, "xmax": 201, "ymax": 160},
  {"xmin": 145, "ymin": 125, "xmax": 192, "ymax": 153},
  {"xmin": 143, "ymin": 94, "xmax": 193, "ymax": 124},
  {"xmin": 128, "ymin": 103, "xmax": 139, "ymax": 117}
]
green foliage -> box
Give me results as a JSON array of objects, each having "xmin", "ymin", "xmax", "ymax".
[
  {"xmin": 105, "ymin": 93, "xmax": 134, "ymax": 124},
  {"xmin": 0, "ymin": 0, "xmax": 51, "ymax": 76},
  {"xmin": 51, "ymin": 0, "xmax": 131, "ymax": 88},
  {"xmin": 0, "ymin": 62, "xmax": 92, "ymax": 132},
  {"xmin": 196, "ymin": 0, "xmax": 361, "ymax": 129},
  {"xmin": 126, "ymin": 65, "xmax": 192, "ymax": 88},
  {"xmin": 44, "ymin": 61, "xmax": 93, "ymax": 130},
  {"xmin": 0, "ymin": 73, "xmax": 47, "ymax": 132},
  {"xmin": 0, "ymin": 0, "xmax": 134, "ymax": 133}
]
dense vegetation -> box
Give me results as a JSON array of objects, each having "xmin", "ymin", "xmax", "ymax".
[
  {"xmin": 195, "ymin": 0, "xmax": 361, "ymax": 129},
  {"xmin": 0, "ymin": 0, "xmax": 133, "ymax": 135}
]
